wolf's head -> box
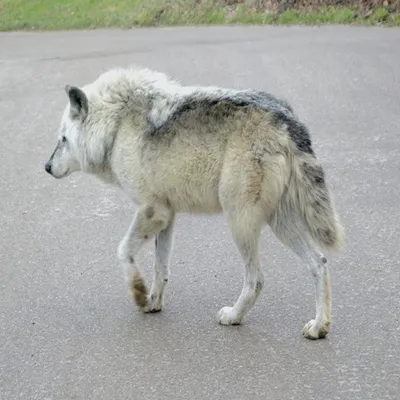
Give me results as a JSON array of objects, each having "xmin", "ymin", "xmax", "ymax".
[{"xmin": 45, "ymin": 85, "xmax": 88, "ymax": 179}]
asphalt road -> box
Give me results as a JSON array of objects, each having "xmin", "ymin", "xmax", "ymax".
[{"xmin": 0, "ymin": 26, "xmax": 399, "ymax": 400}]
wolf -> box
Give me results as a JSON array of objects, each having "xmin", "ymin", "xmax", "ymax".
[{"xmin": 44, "ymin": 67, "xmax": 343, "ymax": 339}]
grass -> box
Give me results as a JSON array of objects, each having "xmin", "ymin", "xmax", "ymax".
[{"xmin": 0, "ymin": 0, "xmax": 399, "ymax": 31}]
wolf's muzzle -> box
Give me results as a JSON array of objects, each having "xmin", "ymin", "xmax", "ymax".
[{"xmin": 45, "ymin": 162, "xmax": 52, "ymax": 174}]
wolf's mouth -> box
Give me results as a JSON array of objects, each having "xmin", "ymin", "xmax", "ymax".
[{"xmin": 54, "ymin": 168, "xmax": 69, "ymax": 179}]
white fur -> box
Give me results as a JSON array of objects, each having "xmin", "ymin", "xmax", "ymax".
[{"xmin": 45, "ymin": 66, "xmax": 343, "ymax": 339}]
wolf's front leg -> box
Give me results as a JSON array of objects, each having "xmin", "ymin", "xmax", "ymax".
[
  {"xmin": 143, "ymin": 216, "xmax": 176, "ymax": 313},
  {"xmin": 117, "ymin": 203, "xmax": 172, "ymax": 311}
]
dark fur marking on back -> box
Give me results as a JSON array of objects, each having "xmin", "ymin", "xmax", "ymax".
[
  {"xmin": 146, "ymin": 90, "xmax": 312, "ymax": 153},
  {"xmin": 271, "ymin": 112, "xmax": 313, "ymax": 154}
]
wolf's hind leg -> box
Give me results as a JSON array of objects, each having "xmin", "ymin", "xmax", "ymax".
[
  {"xmin": 269, "ymin": 214, "xmax": 331, "ymax": 339},
  {"xmin": 117, "ymin": 203, "xmax": 172, "ymax": 312},
  {"xmin": 217, "ymin": 206, "xmax": 265, "ymax": 326}
]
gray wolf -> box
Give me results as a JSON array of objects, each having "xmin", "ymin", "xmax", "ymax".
[{"xmin": 44, "ymin": 67, "xmax": 343, "ymax": 340}]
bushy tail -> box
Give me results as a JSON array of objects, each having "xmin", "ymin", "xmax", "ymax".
[
  {"xmin": 294, "ymin": 153, "xmax": 343, "ymax": 250},
  {"xmin": 272, "ymin": 152, "xmax": 344, "ymax": 251}
]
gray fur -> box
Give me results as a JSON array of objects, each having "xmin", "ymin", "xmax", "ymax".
[
  {"xmin": 145, "ymin": 88, "xmax": 313, "ymax": 153},
  {"xmin": 44, "ymin": 66, "xmax": 344, "ymax": 339}
]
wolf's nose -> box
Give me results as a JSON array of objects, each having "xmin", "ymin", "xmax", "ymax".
[{"xmin": 45, "ymin": 163, "xmax": 52, "ymax": 174}]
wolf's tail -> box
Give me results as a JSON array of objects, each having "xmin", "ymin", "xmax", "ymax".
[{"xmin": 271, "ymin": 151, "xmax": 344, "ymax": 251}]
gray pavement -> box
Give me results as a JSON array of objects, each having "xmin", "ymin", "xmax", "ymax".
[{"xmin": 0, "ymin": 26, "xmax": 399, "ymax": 400}]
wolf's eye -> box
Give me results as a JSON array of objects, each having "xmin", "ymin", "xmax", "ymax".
[{"xmin": 62, "ymin": 136, "xmax": 67, "ymax": 143}]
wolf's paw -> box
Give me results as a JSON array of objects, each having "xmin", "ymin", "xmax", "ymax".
[
  {"xmin": 302, "ymin": 319, "xmax": 330, "ymax": 340},
  {"xmin": 131, "ymin": 272, "xmax": 148, "ymax": 309},
  {"xmin": 217, "ymin": 306, "xmax": 242, "ymax": 326},
  {"xmin": 141, "ymin": 293, "xmax": 163, "ymax": 313}
]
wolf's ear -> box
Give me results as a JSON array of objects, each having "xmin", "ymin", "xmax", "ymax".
[{"xmin": 65, "ymin": 85, "xmax": 88, "ymax": 121}]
